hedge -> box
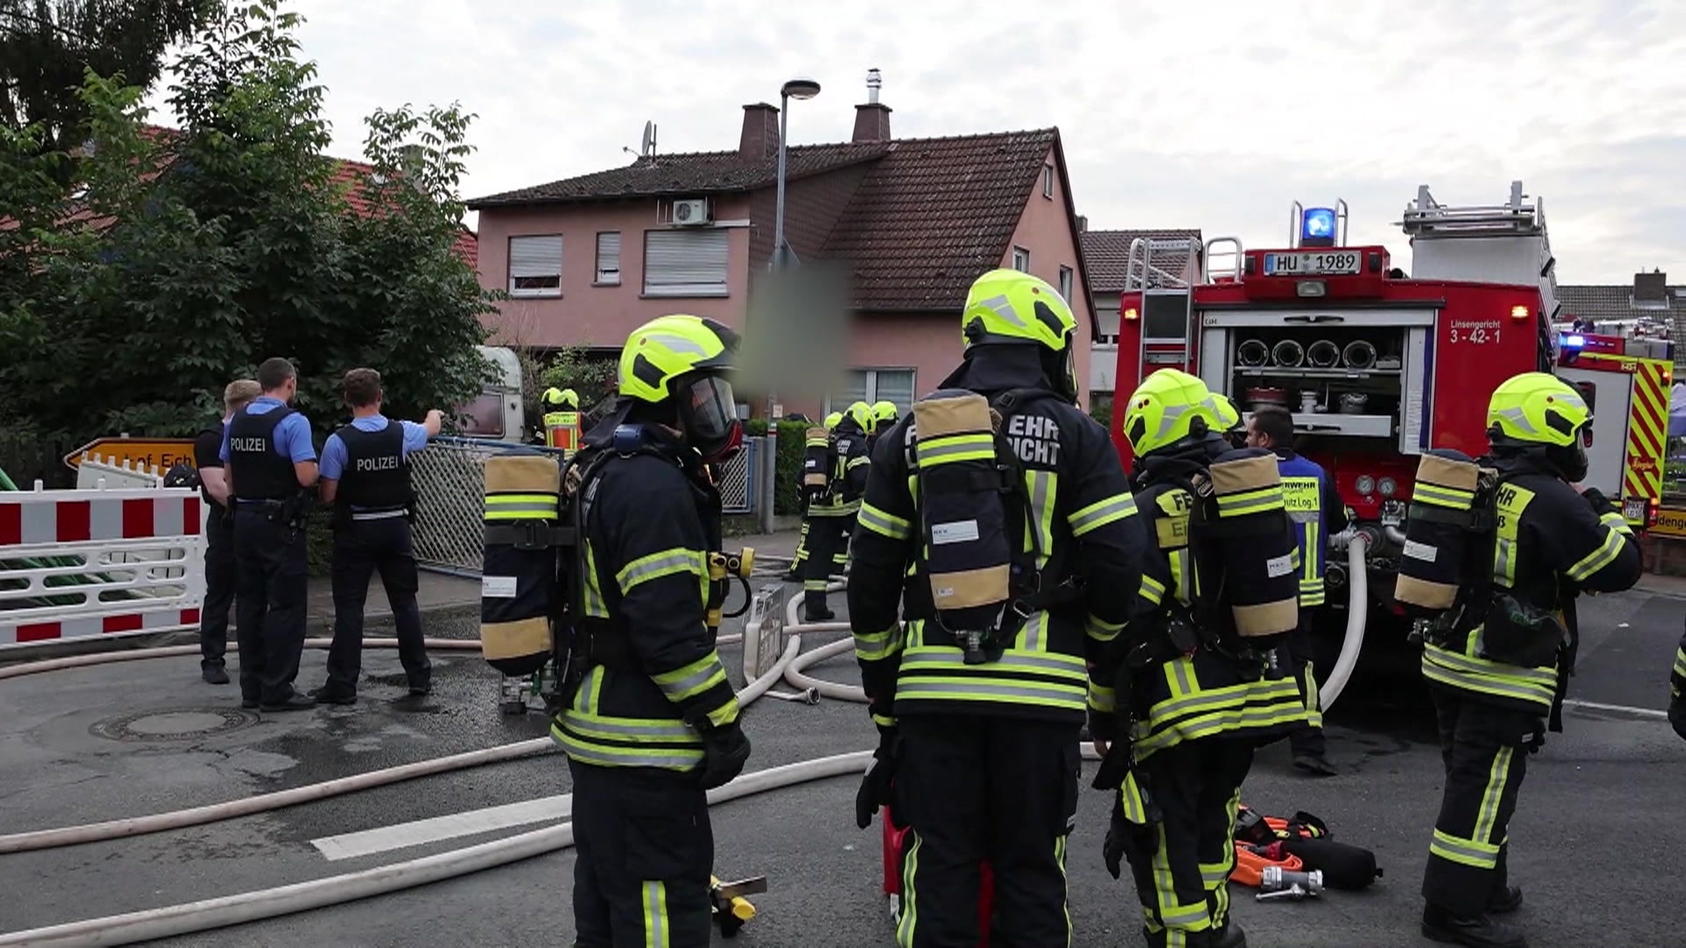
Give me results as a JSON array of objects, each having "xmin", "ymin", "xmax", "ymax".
[{"xmin": 745, "ymin": 419, "xmax": 812, "ymax": 516}]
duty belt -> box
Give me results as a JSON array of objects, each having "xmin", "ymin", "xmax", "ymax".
[{"xmin": 349, "ymin": 505, "xmax": 409, "ymax": 522}]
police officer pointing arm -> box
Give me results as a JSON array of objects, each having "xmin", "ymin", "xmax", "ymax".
[
  {"xmin": 221, "ymin": 357, "xmax": 319, "ymax": 712},
  {"xmin": 309, "ymin": 368, "xmax": 442, "ymax": 704}
]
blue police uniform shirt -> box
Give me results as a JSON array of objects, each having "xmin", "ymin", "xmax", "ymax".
[
  {"xmin": 319, "ymin": 415, "xmax": 429, "ymax": 481},
  {"xmin": 218, "ymin": 396, "xmax": 316, "ymax": 464}
]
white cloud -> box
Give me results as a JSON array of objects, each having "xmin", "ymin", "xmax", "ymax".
[{"xmin": 148, "ymin": 0, "xmax": 1686, "ymax": 282}]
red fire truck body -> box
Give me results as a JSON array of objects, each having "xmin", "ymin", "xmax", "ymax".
[{"xmin": 1107, "ymin": 183, "xmax": 1662, "ymax": 619}]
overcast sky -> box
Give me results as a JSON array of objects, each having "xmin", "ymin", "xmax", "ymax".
[{"xmin": 154, "ymin": 0, "xmax": 1686, "ymax": 284}]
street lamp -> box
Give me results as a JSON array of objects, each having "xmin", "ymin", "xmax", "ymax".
[
  {"xmin": 762, "ymin": 77, "xmax": 819, "ymax": 531},
  {"xmin": 771, "ymin": 77, "xmax": 820, "ymax": 270}
]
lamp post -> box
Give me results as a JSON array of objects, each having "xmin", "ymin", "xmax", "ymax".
[{"xmin": 761, "ymin": 77, "xmax": 819, "ymax": 532}]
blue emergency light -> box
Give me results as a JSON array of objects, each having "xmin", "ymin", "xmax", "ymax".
[
  {"xmin": 1564, "ymin": 333, "xmax": 1586, "ymax": 349},
  {"xmin": 1301, "ymin": 207, "xmax": 1337, "ymax": 247}
]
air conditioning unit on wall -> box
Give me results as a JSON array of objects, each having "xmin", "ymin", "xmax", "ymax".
[{"xmin": 672, "ymin": 198, "xmax": 710, "ymax": 226}]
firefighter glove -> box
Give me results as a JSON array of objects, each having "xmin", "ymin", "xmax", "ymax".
[
  {"xmin": 855, "ymin": 728, "xmax": 898, "ymax": 829},
  {"xmin": 1102, "ymin": 801, "xmax": 1130, "ymax": 880},
  {"xmin": 1669, "ymin": 694, "xmax": 1686, "ymax": 743},
  {"xmin": 698, "ymin": 722, "xmax": 751, "ymax": 790}
]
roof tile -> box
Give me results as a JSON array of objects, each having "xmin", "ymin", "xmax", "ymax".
[{"xmin": 1080, "ymin": 228, "xmax": 1202, "ymax": 292}]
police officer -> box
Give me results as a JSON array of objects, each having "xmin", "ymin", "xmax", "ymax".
[
  {"xmin": 849, "ymin": 269, "xmax": 1146, "ymax": 947},
  {"xmin": 1095, "ymin": 369, "xmax": 1310, "ymax": 948},
  {"xmin": 1247, "ymin": 403, "xmax": 1345, "ymax": 776},
  {"xmin": 801, "ymin": 402, "xmax": 870, "ymax": 621},
  {"xmin": 552, "ymin": 314, "xmax": 751, "ymax": 947},
  {"xmin": 193, "ymin": 379, "xmax": 261, "ymax": 685},
  {"xmin": 540, "ymin": 386, "xmax": 582, "ymax": 455},
  {"xmin": 221, "ymin": 357, "xmax": 319, "ymax": 712},
  {"xmin": 308, "ymin": 368, "xmax": 442, "ymax": 704},
  {"xmin": 1419, "ymin": 373, "xmax": 1639, "ymax": 948}
]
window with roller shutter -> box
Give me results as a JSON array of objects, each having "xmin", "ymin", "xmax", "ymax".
[
  {"xmin": 508, "ymin": 234, "xmax": 562, "ymax": 297},
  {"xmin": 595, "ymin": 232, "xmax": 621, "ymax": 285},
  {"xmin": 643, "ymin": 229, "xmax": 729, "ymax": 297},
  {"xmin": 829, "ymin": 369, "xmax": 915, "ymax": 416}
]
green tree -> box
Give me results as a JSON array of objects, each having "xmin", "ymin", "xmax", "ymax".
[
  {"xmin": 0, "ymin": 0, "xmax": 219, "ymax": 159},
  {"xmin": 0, "ymin": 0, "xmax": 493, "ymax": 454},
  {"xmin": 537, "ymin": 346, "xmax": 619, "ymax": 417}
]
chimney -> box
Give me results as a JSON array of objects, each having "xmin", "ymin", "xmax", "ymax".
[
  {"xmin": 852, "ymin": 67, "xmax": 892, "ymax": 143},
  {"xmin": 1077, "ymin": 214, "xmax": 1088, "ymax": 232},
  {"xmin": 1634, "ymin": 269, "xmax": 1668, "ymax": 304},
  {"xmin": 739, "ymin": 103, "xmax": 780, "ymax": 160}
]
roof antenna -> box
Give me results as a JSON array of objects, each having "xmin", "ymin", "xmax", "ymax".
[{"xmin": 866, "ymin": 67, "xmax": 881, "ymax": 104}]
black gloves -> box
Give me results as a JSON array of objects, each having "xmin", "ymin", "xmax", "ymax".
[
  {"xmin": 1102, "ymin": 801, "xmax": 1130, "ymax": 880},
  {"xmin": 698, "ymin": 722, "xmax": 751, "ymax": 790},
  {"xmin": 855, "ymin": 727, "xmax": 898, "ymax": 828},
  {"xmin": 1669, "ymin": 693, "xmax": 1686, "ymax": 742}
]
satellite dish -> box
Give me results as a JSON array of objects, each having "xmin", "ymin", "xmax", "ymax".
[{"xmin": 640, "ymin": 121, "xmax": 657, "ymax": 157}]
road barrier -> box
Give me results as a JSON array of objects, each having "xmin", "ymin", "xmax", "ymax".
[{"xmin": 0, "ymin": 485, "xmax": 205, "ymax": 649}]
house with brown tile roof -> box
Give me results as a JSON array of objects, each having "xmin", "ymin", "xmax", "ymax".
[
  {"xmin": 1079, "ymin": 227, "xmax": 1202, "ymax": 399},
  {"xmin": 1558, "ymin": 270, "xmax": 1686, "ymax": 368},
  {"xmin": 466, "ymin": 78, "xmax": 1095, "ymax": 415}
]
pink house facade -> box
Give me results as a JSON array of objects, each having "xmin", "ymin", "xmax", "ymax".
[{"xmin": 468, "ymin": 86, "xmax": 1096, "ymax": 417}]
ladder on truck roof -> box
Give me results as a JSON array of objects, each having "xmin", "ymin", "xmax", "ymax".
[
  {"xmin": 1401, "ymin": 180, "xmax": 1546, "ymax": 237},
  {"xmin": 1124, "ymin": 236, "xmax": 1205, "ymax": 369}
]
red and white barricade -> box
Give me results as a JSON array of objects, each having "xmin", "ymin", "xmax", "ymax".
[{"xmin": 0, "ymin": 485, "xmax": 206, "ymax": 649}]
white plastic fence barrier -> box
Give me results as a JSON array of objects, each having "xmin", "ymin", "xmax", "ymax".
[
  {"xmin": 74, "ymin": 454, "xmax": 168, "ymax": 491},
  {"xmin": 0, "ymin": 486, "xmax": 206, "ymax": 649}
]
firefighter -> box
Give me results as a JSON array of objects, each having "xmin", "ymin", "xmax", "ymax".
[
  {"xmin": 849, "ymin": 268, "xmax": 1146, "ymax": 947},
  {"xmin": 868, "ymin": 399, "xmax": 899, "ymax": 450},
  {"xmin": 1672, "ymin": 624, "xmax": 1686, "ymax": 741},
  {"xmin": 540, "ymin": 386, "xmax": 582, "ymax": 456},
  {"xmin": 222, "ymin": 357, "xmax": 320, "ymax": 712},
  {"xmin": 784, "ymin": 411, "xmax": 845, "ymax": 584},
  {"xmin": 1246, "ymin": 403, "xmax": 1345, "ymax": 777},
  {"xmin": 551, "ymin": 314, "xmax": 751, "ymax": 947},
  {"xmin": 1418, "ymin": 372, "xmax": 1639, "ymax": 948},
  {"xmin": 310, "ymin": 368, "xmax": 443, "ymax": 704},
  {"xmin": 801, "ymin": 402, "xmax": 870, "ymax": 621},
  {"xmin": 1096, "ymin": 368, "xmax": 1310, "ymax": 948}
]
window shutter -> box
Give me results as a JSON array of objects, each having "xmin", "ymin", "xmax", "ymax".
[
  {"xmin": 874, "ymin": 370, "xmax": 915, "ymax": 413},
  {"xmin": 644, "ymin": 229, "xmax": 729, "ymax": 296},
  {"xmin": 596, "ymin": 232, "xmax": 621, "ymax": 283},
  {"xmin": 509, "ymin": 235, "xmax": 562, "ymax": 296}
]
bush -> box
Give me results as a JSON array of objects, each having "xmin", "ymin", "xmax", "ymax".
[{"xmin": 745, "ymin": 419, "xmax": 811, "ymax": 516}]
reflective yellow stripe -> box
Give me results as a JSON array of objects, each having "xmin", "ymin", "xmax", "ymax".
[
  {"xmin": 643, "ymin": 880, "xmax": 669, "ymax": 948},
  {"xmin": 616, "ymin": 547, "xmax": 706, "ymax": 593},
  {"xmin": 1151, "ymin": 823, "xmax": 1212, "ymax": 931},
  {"xmin": 917, "ymin": 433, "xmax": 995, "ymax": 465},
  {"xmin": 1026, "ymin": 470, "xmax": 1059, "ymax": 557},
  {"xmin": 652, "ymin": 652, "xmax": 730, "ymax": 702},
  {"xmin": 1471, "ymin": 745, "xmax": 1514, "ymax": 847},
  {"xmin": 897, "ymin": 834, "xmax": 921, "ymax": 947},
  {"xmin": 1139, "ymin": 574, "xmax": 1167, "ymax": 606},
  {"xmin": 872, "ymin": 712, "xmax": 897, "ymax": 729},
  {"xmin": 1215, "ymin": 486, "xmax": 1282, "ymax": 517},
  {"xmin": 1430, "ymin": 827, "xmax": 1501, "ymax": 869},
  {"xmin": 1413, "ymin": 482, "xmax": 1474, "ymax": 508},
  {"xmin": 1069, "ymin": 492, "xmax": 1139, "ymax": 536},
  {"xmin": 857, "ymin": 501, "xmax": 912, "ymax": 541},
  {"xmin": 1420, "ymin": 643, "xmax": 1556, "ymax": 709},
  {"xmin": 1300, "ymin": 664, "xmax": 1323, "ymax": 729},
  {"xmin": 1085, "ymin": 613, "xmax": 1126, "ymax": 642},
  {"xmin": 855, "ymin": 623, "xmax": 904, "ymax": 662},
  {"xmin": 483, "ymin": 492, "xmax": 559, "ymax": 520},
  {"xmin": 1567, "ymin": 527, "xmax": 1627, "ymax": 581},
  {"xmin": 1673, "ymin": 647, "xmax": 1686, "ymax": 682},
  {"xmin": 1119, "ymin": 770, "xmax": 1149, "ymax": 823},
  {"xmin": 582, "ymin": 542, "xmax": 608, "ymax": 617},
  {"xmin": 1088, "ymin": 682, "xmax": 1116, "ymax": 713}
]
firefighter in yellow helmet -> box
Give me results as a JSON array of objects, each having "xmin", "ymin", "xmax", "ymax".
[
  {"xmin": 1093, "ymin": 368, "xmax": 1311, "ymax": 948},
  {"xmin": 868, "ymin": 399, "xmax": 899, "ymax": 450},
  {"xmin": 554, "ymin": 314, "xmax": 750, "ymax": 947},
  {"xmin": 540, "ymin": 386, "xmax": 582, "ymax": 456},
  {"xmin": 783, "ymin": 410, "xmax": 850, "ymax": 584},
  {"xmin": 801, "ymin": 401, "xmax": 872, "ymax": 620},
  {"xmin": 849, "ymin": 268, "xmax": 1148, "ymax": 946},
  {"xmin": 1417, "ymin": 372, "xmax": 1638, "ymax": 948}
]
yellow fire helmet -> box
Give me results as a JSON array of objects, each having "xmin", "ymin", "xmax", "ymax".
[
  {"xmin": 542, "ymin": 387, "xmax": 578, "ymax": 410},
  {"xmin": 960, "ymin": 268, "xmax": 1076, "ymax": 353},
  {"xmin": 872, "ymin": 400, "xmax": 899, "ymax": 424},
  {"xmin": 617, "ymin": 315, "xmax": 738, "ymax": 404},
  {"xmin": 846, "ymin": 401, "xmax": 874, "ymax": 433},
  {"xmin": 1487, "ymin": 372, "xmax": 1591, "ymax": 447},
  {"xmin": 1122, "ymin": 368, "xmax": 1223, "ymax": 456},
  {"xmin": 825, "ymin": 411, "xmax": 844, "ymax": 430}
]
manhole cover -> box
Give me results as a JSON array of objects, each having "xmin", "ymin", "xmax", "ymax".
[{"xmin": 90, "ymin": 708, "xmax": 258, "ymax": 742}]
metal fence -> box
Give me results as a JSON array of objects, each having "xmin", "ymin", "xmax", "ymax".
[{"xmin": 411, "ymin": 437, "xmax": 759, "ymax": 575}]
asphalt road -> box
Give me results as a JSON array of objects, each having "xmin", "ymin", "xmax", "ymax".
[{"xmin": 0, "ymin": 585, "xmax": 1681, "ymax": 947}]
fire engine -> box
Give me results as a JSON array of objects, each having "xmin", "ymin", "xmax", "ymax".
[{"xmin": 1109, "ymin": 182, "xmax": 1671, "ymax": 670}]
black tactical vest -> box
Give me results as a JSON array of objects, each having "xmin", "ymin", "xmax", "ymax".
[
  {"xmin": 228, "ymin": 407, "xmax": 300, "ymax": 501},
  {"xmin": 336, "ymin": 420, "xmax": 411, "ymax": 511}
]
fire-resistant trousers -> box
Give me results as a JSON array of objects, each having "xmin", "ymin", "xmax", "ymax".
[
  {"xmin": 894, "ymin": 714, "xmax": 1081, "ymax": 948},
  {"xmin": 1285, "ymin": 608, "xmax": 1327, "ymax": 758},
  {"xmin": 1118, "ymin": 738, "xmax": 1255, "ymax": 948},
  {"xmin": 569, "ymin": 759, "xmax": 714, "ymax": 948},
  {"xmin": 1421, "ymin": 685, "xmax": 1540, "ymax": 917},
  {"xmin": 801, "ymin": 513, "xmax": 853, "ymax": 615}
]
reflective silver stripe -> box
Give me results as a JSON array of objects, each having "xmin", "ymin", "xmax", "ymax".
[
  {"xmin": 1430, "ymin": 828, "xmax": 1499, "ymax": 869},
  {"xmin": 916, "ymin": 437, "xmax": 994, "ymax": 464},
  {"xmin": 1420, "ymin": 649, "xmax": 1555, "ymax": 706},
  {"xmin": 616, "ymin": 549, "xmax": 702, "ymax": 593},
  {"xmin": 560, "ymin": 712, "xmax": 702, "ymax": 742},
  {"xmin": 901, "ymin": 648, "xmax": 1087, "ymax": 679},
  {"xmin": 1493, "ymin": 538, "xmax": 1515, "ymax": 584},
  {"xmin": 483, "ymin": 501, "xmax": 557, "ymax": 516},
  {"xmin": 653, "ymin": 655, "xmax": 727, "ymax": 700},
  {"xmin": 857, "ymin": 503, "xmax": 911, "ymax": 540},
  {"xmin": 1148, "ymin": 678, "xmax": 1302, "ymax": 724},
  {"xmin": 1028, "ymin": 470, "xmax": 1055, "ymax": 557},
  {"xmin": 550, "ymin": 729, "xmax": 704, "ymax": 769},
  {"xmin": 1069, "ymin": 493, "xmax": 1138, "ymax": 536},
  {"xmin": 1020, "ymin": 612, "xmax": 1047, "ymax": 651},
  {"xmin": 1567, "ymin": 527, "xmax": 1626, "ymax": 580},
  {"xmin": 895, "ymin": 680, "xmax": 1087, "ymax": 707},
  {"xmin": 350, "ymin": 508, "xmax": 408, "ymax": 521},
  {"xmin": 1421, "ymin": 643, "xmax": 1556, "ymax": 688}
]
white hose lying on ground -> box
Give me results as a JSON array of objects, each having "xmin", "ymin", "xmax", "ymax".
[
  {"xmin": 0, "ymin": 750, "xmax": 873, "ymax": 948},
  {"xmin": 0, "ymin": 636, "xmax": 806, "ymax": 855}
]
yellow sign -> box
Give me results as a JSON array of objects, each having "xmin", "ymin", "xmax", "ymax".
[
  {"xmin": 63, "ymin": 438, "xmax": 198, "ymax": 472},
  {"xmin": 1651, "ymin": 505, "xmax": 1686, "ymax": 539}
]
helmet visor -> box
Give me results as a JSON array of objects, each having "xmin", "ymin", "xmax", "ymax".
[{"xmin": 679, "ymin": 375, "xmax": 742, "ymax": 460}]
